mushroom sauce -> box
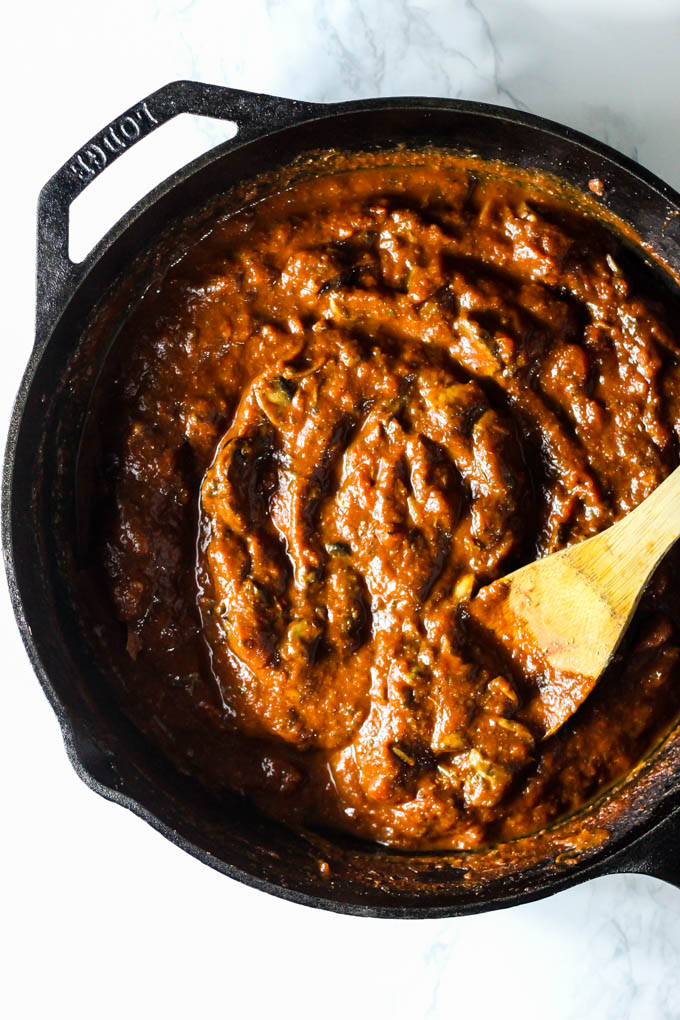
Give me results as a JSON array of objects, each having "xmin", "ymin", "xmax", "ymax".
[{"xmin": 94, "ymin": 156, "xmax": 680, "ymax": 849}]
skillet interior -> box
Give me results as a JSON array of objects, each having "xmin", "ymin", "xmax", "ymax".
[{"xmin": 6, "ymin": 96, "xmax": 680, "ymax": 915}]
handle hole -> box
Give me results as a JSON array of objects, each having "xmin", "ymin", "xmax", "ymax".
[{"xmin": 68, "ymin": 114, "xmax": 238, "ymax": 264}]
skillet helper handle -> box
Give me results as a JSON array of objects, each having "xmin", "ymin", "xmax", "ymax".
[
  {"xmin": 606, "ymin": 805, "xmax": 680, "ymax": 889},
  {"xmin": 36, "ymin": 79, "xmax": 319, "ymax": 340}
]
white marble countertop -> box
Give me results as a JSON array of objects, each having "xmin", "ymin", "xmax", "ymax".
[{"xmin": 2, "ymin": 1, "xmax": 680, "ymax": 1017}]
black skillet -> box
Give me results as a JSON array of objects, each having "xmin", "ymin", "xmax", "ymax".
[{"xmin": 4, "ymin": 80, "xmax": 680, "ymax": 917}]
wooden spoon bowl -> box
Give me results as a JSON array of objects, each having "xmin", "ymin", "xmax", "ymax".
[{"xmin": 471, "ymin": 465, "xmax": 680, "ymax": 738}]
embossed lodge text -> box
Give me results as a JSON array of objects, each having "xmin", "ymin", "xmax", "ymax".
[{"xmin": 69, "ymin": 102, "xmax": 159, "ymax": 182}]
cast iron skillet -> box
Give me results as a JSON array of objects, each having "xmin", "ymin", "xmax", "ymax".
[{"xmin": 4, "ymin": 80, "xmax": 680, "ymax": 917}]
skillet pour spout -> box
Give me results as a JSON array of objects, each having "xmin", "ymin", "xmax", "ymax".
[{"xmin": 4, "ymin": 79, "xmax": 680, "ymax": 916}]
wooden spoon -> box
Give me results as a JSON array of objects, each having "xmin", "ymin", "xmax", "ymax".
[{"xmin": 470, "ymin": 465, "xmax": 680, "ymax": 739}]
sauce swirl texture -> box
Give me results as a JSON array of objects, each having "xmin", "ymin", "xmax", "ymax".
[{"xmin": 98, "ymin": 160, "xmax": 680, "ymax": 848}]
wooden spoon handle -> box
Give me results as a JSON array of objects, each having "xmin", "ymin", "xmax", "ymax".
[
  {"xmin": 597, "ymin": 465, "xmax": 680, "ymax": 616},
  {"xmin": 623, "ymin": 463, "xmax": 680, "ymax": 545}
]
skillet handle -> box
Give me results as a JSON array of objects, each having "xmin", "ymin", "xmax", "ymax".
[
  {"xmin": 36, "ymin": 79, "xmax": 320, "ymax": 341},
  {"xmin": 605, "ymin": 804, "xmax": 680, "ymax": 889}
]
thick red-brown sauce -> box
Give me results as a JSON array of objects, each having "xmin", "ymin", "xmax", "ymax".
[{"xmin": 96, "ymin": 159, "xmax": 680, "ymax": 849}]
